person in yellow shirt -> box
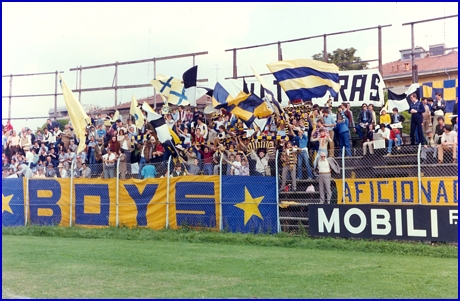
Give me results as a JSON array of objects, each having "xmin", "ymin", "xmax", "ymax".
[{"xmin": 379, "ymin": 108, "xmax": 391, "ymax": 126}]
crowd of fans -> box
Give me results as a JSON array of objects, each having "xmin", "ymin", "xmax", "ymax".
[{"xmin": 2, "ymin": 93, "xmax": 457, "ymax": 203}]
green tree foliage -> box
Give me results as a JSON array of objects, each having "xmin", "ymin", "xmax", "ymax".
[{"xmin": 312, "ymin": 47, "xmax": 368, "ymax": 71}]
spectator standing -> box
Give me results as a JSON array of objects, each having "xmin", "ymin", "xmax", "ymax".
[
  {"xmin": 313, "ymin": 151, "xmax": 340, "ymax": 204},
  {"xmin": 102, "ymin": 148, "xmax": 116, "ymax": 178},
  {"xmin": 322, "ymin": 109, "xmax": 336, "ymax": 157},
  {"xmin": 432, "ymin": 92, "xmax": 446, "ymax": 133},
  {"xmin": 280, "ymin": 141, "xmax": 298, "ymax": 192},
  {"xmin": 408, "ymin": 93, "xmax": 425, "ymax": 145}
]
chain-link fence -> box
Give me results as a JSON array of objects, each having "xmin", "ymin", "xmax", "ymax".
[{"xmin": 3, "ymin": 143, "xmax": 457, "ymax": 232}]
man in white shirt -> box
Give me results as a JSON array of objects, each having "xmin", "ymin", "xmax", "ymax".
[
  {"xmin": 102, "ymin": 148, "xmax": 117, "ymax": 178},
  {"xmin": 438, "ymin": 125, "xmax": 457, "ymax": 164},
  {"xmin": 196, "ymin": 118, "xmax": 208, "ymax": 140},
  {"xmin": 314, "ymin": 150, "xmax": 340, "ymax": 204},
  {"xmin": 24, "ymin": 147, "xmax": 34, "ymax": 167}
]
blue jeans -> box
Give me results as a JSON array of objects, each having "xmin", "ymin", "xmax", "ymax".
[
  {"xmin": 395, "ymin": 134, "xmax": 402, "ymax": 146},
  {"xmin": 138, "ymin": 157, "xmax": 146, "ymax": 179},
  {"xmin": 339, "ymin": 132, "xmax": 352, "ymax": 156},
  {"xmin": 387, "ymin": 139, "xmax": 394, "ymax": 153},
  {"xmin": 89, "ymin": 149, "xmax": 96, "ymax": 164},
  {"xmin": 203, "ymin": 163, "xmax": 213, "ymax": 175},
  {"xmin": 297, "ymin": 150, "xmax": 313, "ymax": 179}
]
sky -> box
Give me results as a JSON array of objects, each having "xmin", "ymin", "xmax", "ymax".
[{"xmin": 2, "ymin": 2, "xmax": 458, "ymax": 131}]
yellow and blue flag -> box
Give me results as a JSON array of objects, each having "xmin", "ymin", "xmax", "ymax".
[
  {"xmin": 2, "ymin": 178, "xmax": 25, "ymax": 226},
  {"xmin": 421, "ymin": 79, "xmax": 458, "ymax": 112},
  {"xmin": 267, "ymin": 58, "xmax": 340, "ymax": 101},
  {"xmin": 150, "ymin": 74, "xmax": 181, "ymax": 96},
  {"xmin": 168, "ymin": 80, "xmax": 190, "ymax": 106},
  {"xmin": 130, "ymin": 95, "xmax": 145, "ymax": 129},
  {"xmin": 222, "ymin": 176, "xmax": 278, "ymax": 233},
  {"xmin": 212, "ymin": 82, "xmax": 272, "ymax": 127}
]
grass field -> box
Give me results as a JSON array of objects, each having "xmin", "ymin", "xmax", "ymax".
[{"xmin": 2, "ymin": 227, "xmax": 458, "ymax": 298}]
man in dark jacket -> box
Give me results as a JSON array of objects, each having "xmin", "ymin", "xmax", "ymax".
[{"xmin": 408, "ymin": 93, "xmax": 425, "ymax": 145}]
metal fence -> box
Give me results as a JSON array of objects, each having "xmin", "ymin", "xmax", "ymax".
[{"xmin": 4, "ymin": 143, "xmax": 457, "ymax": 231}]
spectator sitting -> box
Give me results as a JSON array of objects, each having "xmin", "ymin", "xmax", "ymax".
[
  {"xmin": 362, "ymin": 123, "xmax": 375, "ymax": 155},
  {"xmin": 390, "ymin": 108, "xmax": 405, "ymax": 129},
  {"xmin": 57, "ymin": 163, "xmax": 68, "ymax": 178},
  {"xmin": 376, "ymin": 124, "xmax": 394, "ymax": 156},
  {"xmin": 45, "ymin": 163, "xmax": 57, "ymax": 178},
  {"xmin": 32, "ymin": 167, "xmax": 46, "ymax": 178},
  {"xmin": 379, "ymin": 108, "xmax": 391, "ymax": 125},
  {"xmin": 438, "ymin": 125, "xmax": 457, "ymax": 164},
  {"xmin": 421, "ymin": 129, "xmax": 438, "ymax": 164},
  {"xmin": 391, "ymin": 127, "xmax": 402, "ymax": 150}
]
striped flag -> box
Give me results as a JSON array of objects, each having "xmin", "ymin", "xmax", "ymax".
[
  {"xmin": 183, "ymin": 65, "xmax": 207, "ymax": 107},
  {"xmin": 387, "ymin": 84, "xmax": 419, "ymax": 112},
  {"xmin": 141, "ymin": 102, "xmax": 171, "ymax": 143},
  {"xmin": 251, "ymin": 66, "xmax": 284, "ymax": 116},
  {"xmin": 267, "ymin": 59, "xmax": 340, "ymax": 102}
]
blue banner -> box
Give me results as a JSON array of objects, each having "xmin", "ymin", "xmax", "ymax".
[
  {"xmin": 221, "ymin": 176, "xmax": 278, "ymax": 233},
  {"xmin": 2, "ymin": 178, "xmax": 25, "ymax": 226}
]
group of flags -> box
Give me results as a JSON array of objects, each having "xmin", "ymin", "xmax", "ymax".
[
  {"xmin": 59, "ymin": 59, "xmax": 343, "ymax": 153},
  {"xmin": 150, "ymin": 65, "xmax": 208, "ymax": 107}
]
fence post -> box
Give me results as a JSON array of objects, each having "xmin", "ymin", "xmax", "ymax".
[
  {"xmin": 116, "ymin": 156, "xmax": 120, "ymax": 227},
  {"xmin": 69, "ymin": 156, "xmax": 75, "ymax": 227},
  {"xmin": 219, "ymin": 155, "xmax": 223, "ymax": 231},
  {"xmin": 341, "ymin": 146, "xmax": 346, "ymax": 204},
  {"xmin": 166, "ymin": 156, "xmax": 172, "ymax": 229},
  {"xmin": 275, "ymin": 149, "xmax": 280, "ymax": 233},
  {"xmin": 24, "ymin": 177, "xmax": 29, "ymax": 226},
  {"xmin": 417, "ymin": 143, "xmax": 422, "ymax": 205}
]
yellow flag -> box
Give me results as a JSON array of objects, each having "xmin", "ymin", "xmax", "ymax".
[
  {"xmin": 130, "ymin": 95, "xmax": 145, "ymax": 129},
  {"xmin": 150, "ymin": 74, "xmax": 181, "ymax": 96},
  {"xmin": 112, "ymin": 109, "xmax": 120, "ymax": 122},
  {"xmin": 168, "ymin": 127, "xmax": 181, "ymax": 145},
  {"xmin": 59, "ymin": 75, "xmax": 90, "ymax": 154}
]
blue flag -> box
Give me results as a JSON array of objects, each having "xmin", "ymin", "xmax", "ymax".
[
  {"xmin": 222, "ymin": 176, "xmax": 278, "ymax": 233},
  {"xmin": 2, "ymin": 178, "xmax": 25, "ymax": 226}
]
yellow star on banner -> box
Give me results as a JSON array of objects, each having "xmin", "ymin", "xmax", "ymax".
[
  {"xmin": 2, "ymin": 193, "xmax": 14, "ymax": 214},
  {"xmin": 234, "ymin": 187, "xmax": 264, "ymax": 225}
]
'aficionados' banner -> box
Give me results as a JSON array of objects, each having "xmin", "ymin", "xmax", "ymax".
[{"xmin": 312, "ymin": 69, "xmax": 385, "ymax": 107}]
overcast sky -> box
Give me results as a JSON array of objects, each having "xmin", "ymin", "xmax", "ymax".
[{"xmin": 2, "ymin": 2, "xmax": 458, "ymax": 130}]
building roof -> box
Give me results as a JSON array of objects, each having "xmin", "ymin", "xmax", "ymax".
[{"xmin": 381, "ymin": 50, "xmax": 458, "ymax": 79}]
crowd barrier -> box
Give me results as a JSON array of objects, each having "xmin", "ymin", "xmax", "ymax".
[{"xmin": 2, "ymin": 146, "xmax": 457, "ymax": 234}]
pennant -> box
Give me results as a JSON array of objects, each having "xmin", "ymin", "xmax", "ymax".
[
  {"xmin": 130, "ymin": 95, "xmax": 145, "ymax": 129},
  {"xmin": 267, "ymin": 58, "xmax": 340, "ymax": 101},
  {"xmin": 59, "ymin": 74, "xmax": 91, "ymax": 154}
]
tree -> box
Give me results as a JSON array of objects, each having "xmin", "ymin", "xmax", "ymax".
[{"xmin": 312, "ymin": 47, "xmax": 368, "ymax": 71}]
